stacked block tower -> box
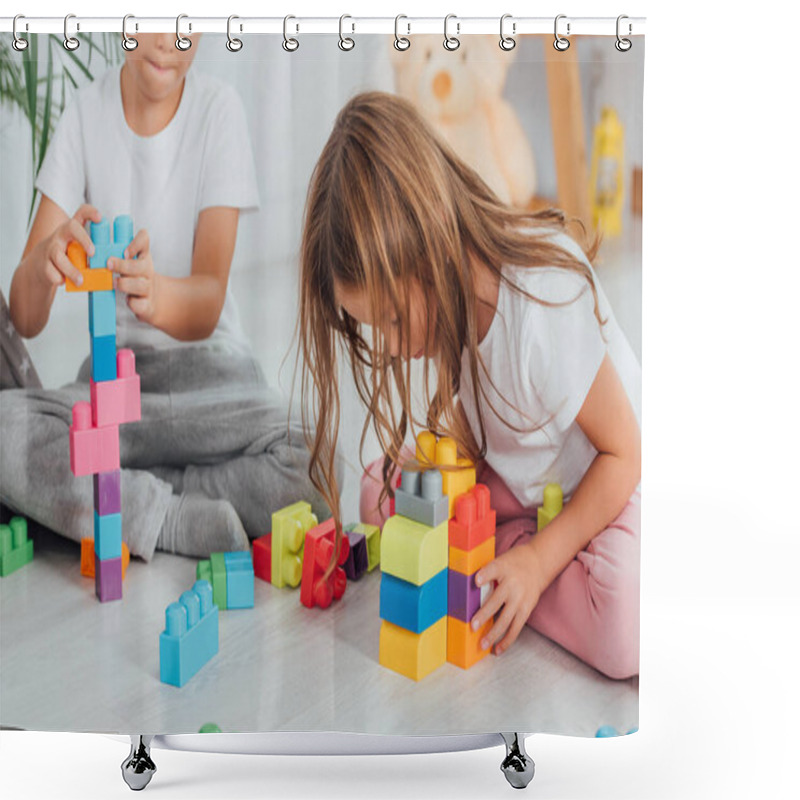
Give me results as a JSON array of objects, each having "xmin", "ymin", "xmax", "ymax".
[
  {"xmin": 379, "ymin": 430, "xmax": 496, "ymax": 680},
  {"xmin": 66, "ymin": 216, "xmax": 141, "ymax": 602}
]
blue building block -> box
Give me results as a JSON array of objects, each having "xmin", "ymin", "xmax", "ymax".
[
  {"xmin": 160, "ymin": 580, "xmax": 219, "ymax": 687},
  {"xmin": 224, "ymin": 551, "xmax": 254, "ymax": 609},
  {"xmin": 90, "ymin": 333, "xmax": 117, "ymax": 382},
  {"xmin": 88, "ymin": 290, "xmax": 116, "ymax": 337},
  {"xmin": 93, "ymin": 510, "xmax": 122, "ymax": 560},
  {"xmin": 395, "ymin": 468, "xmax": 449, "ymax": 528},
  {"xmin": 379, "ymin": 568, "xmax": 448, "ymax": 634},
  {"xmin": 89, "ymin": 216, "xmax": 133, "ymax": 270}
]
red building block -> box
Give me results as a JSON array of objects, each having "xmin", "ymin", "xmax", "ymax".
[
  {"xmin": 90, "ymin": 349, "xmax": 141, "ymax": 428},
  {"xmin": 300, "ymin": 519, "xmax": 350, "ymax": 610},
  {"xmin": 253, "ymin": 533, "xmax": 272, "ymax": 583},
  {"xmin": 449, "ymin": 484, "xmax": 496, "ymax": 551},
  {"xmin": 69, "ymin": 402, "xmax": 120, "ymax": 477}
]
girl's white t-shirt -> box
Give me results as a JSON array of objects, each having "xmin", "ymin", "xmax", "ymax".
[
  {"xmin": 458, "ymin": 230, "xmax": 642, "ymax": 509},
  {"xmin": 36, "ymin": 65, "xmax": 259, "ymax": 354}
]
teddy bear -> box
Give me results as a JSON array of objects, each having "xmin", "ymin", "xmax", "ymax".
[{"xmin": 390, "ymin": 35, "xmax": 537, "ymax": 208}]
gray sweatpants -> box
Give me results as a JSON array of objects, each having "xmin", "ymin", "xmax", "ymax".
[{"xmin": 0, "ymin": 345, "xmax": 336, "ymax": 561}]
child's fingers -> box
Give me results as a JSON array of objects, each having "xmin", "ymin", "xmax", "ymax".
[
  {"xmin": 63, "ymin": 217, "xmax": 96, "ymax": 257},
  {"xmin": 124, "ymin": 229, "xmax": 150, "ymax": 259},
  {"xmin": 110, "ymin": 257, "xmax": 147, "ymax": 278},
  {"xmin": 494, "ymin": 614, "xmax": 527, "ymax": 656},
  {"xmin": 52, "ymin": 249, "xmax": 84, "ymax": 287},
  {"xmin": 73, "ymin": 204, "xmax": 102, "ymax": 228},
  {"xmin": 482, "ymin": 602, "xmax": 515, "ymax": 653},
  {"xmin": 116, "ymin": 275, "xmax": 149, "ymax": 297},
  {"xmin": 471, "ymin": 578, "xmax": 505, "ymax": 633}
]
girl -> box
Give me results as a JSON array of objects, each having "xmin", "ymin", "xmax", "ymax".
[
  {"xmin": 1, "ymin": 33, "xmax": 333, "ymax": 560},
  {"xmin": 299, "ymin": 92, "xmax": 641, "ymax": 680}
]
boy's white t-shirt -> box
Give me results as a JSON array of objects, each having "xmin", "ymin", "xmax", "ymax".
[
  {"xmin": 36, "ymin": 65, "xmax": 259, "ymax": 354},
  {"xmin": 458, "ymin": 230, "xmax": 642, "ymax": 510}
]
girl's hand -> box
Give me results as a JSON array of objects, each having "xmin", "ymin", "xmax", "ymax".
[
  {"xmin": 110, "ymin": 229, "xmax": 158, "ymax": 324},
  {"xmin": 39, "ymin": 204, "xmax": 102, "ymax": 288},
  {"xmin": 471, "ymin": 542, "xmax": 546, "ymax": 656}
]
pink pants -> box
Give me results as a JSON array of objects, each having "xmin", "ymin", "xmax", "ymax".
[{"xmin": 360, "ymin": 457, "xmax": 640, "ymax": 680}]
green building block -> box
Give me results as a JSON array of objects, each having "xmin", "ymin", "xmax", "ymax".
[
  {"xmin": 196, "ymin": 553, "xmax": 228, "ymax": 610},
  {"xmin": 0, "ymin": 517, "xmax": 34, "ymax": 577},
  {"xmin": 345, "ymin": 522, "xmax": 381, "ymax": 571},
  {"xmin": 537, "ymin": 483, "xmax": 563, "ymax": 531}
]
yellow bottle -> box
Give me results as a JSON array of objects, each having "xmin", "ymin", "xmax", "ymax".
[{"xmin": 590, "ymin": 107, "xmax": 625, "ymax": 237}]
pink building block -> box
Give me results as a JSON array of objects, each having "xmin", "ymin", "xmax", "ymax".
[
  {"xmin": 69, "ymin": 402, "xmax": 120, "ymax": 477},
  {"xmin": 90, "ymin": 349, "xmax": 141, "ymax": 428}
]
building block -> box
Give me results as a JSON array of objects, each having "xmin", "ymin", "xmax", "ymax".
[
  {"xmin": 69, "ymin": 402, "xmax": 120, "ymax": 476},
  {"xmin": 93, "ymin": 470, "xmax": 121, "ymax": 516},
  {"xmin": 379, "ymin": 616, "xmax": 447, "ymax": 681},
  {"xmin": 449, "ymin": 484, "xmax": 496, "ymax": 551},
  {"xmin": 88, "ymin": 216, "xmax": 133, "ymax": 270},
  {"xmin": 93, "ymin": 510, "xmax": 122, "ymax": 560},
  {"xmin": 449, "ymin": 535, "xmax": 495, "ymax": 576},
  {"xmin": 88, "ymin": 290, "xmax": 116, "ymax": 337},
  {"xmin": 380, "ymin": 514, "xmax": 448, "ymax": 586},
  {"xmin": 159, "ymin": 580, "xmax": 219, "ymax": 687},
  {"xmin": 65, "ymin": 241, "xmax": 112, "ymax": 293},
  {"xmin": 224, "ymin": 551, "xmax": 254, "ymax": 609},
  {"xmin": 448, "ymin": 568, "xmax": 488, "ymax": 623},
  {"xmin": 81, "ymin": 538, "xmax": 129, "ymax": 579},
  {"xmin": 415, "ymin": 431, "xmax": 476, "ymax": 516},
  {"xmin": 90, "ymin": 349, "xmax": 141, "ymax": 428},
  {"xmin": 342, "ymin": 527, "xmax": 368, "ymax": 581},
  {"xmin": 394, "ymin": 467, "xmax": 449, "ymax": 527},
  {"xmin": 95, "ymin": 554, "xmax": 122, "ymax": 602},
  {"xmin": 380, "ymin": 568, "xmax": 448, "ymax": 634},
  {"xmin": 271, "ymin": 501, "xmax": 317, "ymax": 589},
  {"xmin": 300, "ymin": 518, "xmax": 350, "ymax": 609},
  {"xmin": 345, "ymin": 522, "xmax": 380, "ymax": 571},
  {"xmin": 252, "ymin": 534, "xmax": 271, "ymax": 582},
  {"xmin": 537, "ymin": 483, "xmax": 563, "ymax": 531},
  {"xmin": 90, "ymin": 333, "xmax": 117, "ymax": 383},
  {"xmin": 197, "ymin": 552, "xmax": 228, "ymax": 610},
  {"xmin": 447, "ymin": 615, "xmax": 493, "ymax": 669},
  {"xmin": 0, "ymin": 517, "xmax": 33, "ymax": 577}
]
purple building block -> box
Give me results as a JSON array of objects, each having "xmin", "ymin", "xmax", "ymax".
[
  {"xmin": 344, "ymin": 529, "xmax": 369, "ymax": 580},
  {"xmin": 448, "ymin": 569, "xmax": 483, "ymax": 623},
  {"xmin": 95, "ymin": 555, "xmax": 123, "ymax": 602},
  {"xmin": 93, "ymin": 470, "xmax": 121, "ymax": 516}
]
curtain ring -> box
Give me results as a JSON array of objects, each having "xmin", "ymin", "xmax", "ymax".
[
  {"xmin": 226, "ymin": 15, "xmax": 243, "ymax": 52},
  {"xmin": 553, "ymin": 14, "xmax": 570, "ymax": 51},
  {"xmin": 615, "ymin": 15, "xmax": 632, "ymax": 52},
  {"xmin": 283, "ymin": 15, "xmax": 299, "ymax": 52},
  {"xmin": 443, "ymin": 14, "xmax": 460, "ymax": 51},
  {"xmin": 499, "ymin": 14, "xmax": 516, "ymax": 51},
  {"xmin": 339, "ymin": 15, "xmax": 355, "ymax": 51},
  {"xmin": 121, "ymin": 14, "xmax": 138, "ymax": 51},
  {"xmin": 12, "ymin": 15, "xmax": 28, "ymax": 52},
  {"xmin": 63, "ymin": 13, "xmax": 80, "ymax": 51},
  {"xmin": 394, "ymin": 14, "xmax": 410, "ymax": 51},
  {"xmin": 175, "ymin": 14, "xmax": 192, "ymax": 51}
]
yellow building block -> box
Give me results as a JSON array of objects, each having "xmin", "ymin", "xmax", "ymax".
[
  {"xmin": 380, "ymin": 514, "xmax": 448, "ymax": 586},
  {"xmin": 537, "ymin": 483, "xmax": 563, "ymax": 531},
  {"xmin": 271, "ymin": 501, "xmax": 317, "ymax": 588},
  {"xmin": 447, "ymin": 615, "xmax": 493, "ymax": 669},
  {"xmin": 379, "ymin": 617, "xmax": 447, "ymax": 681},
  {"xmin": 449, "ymin": 535, "xmax": 495, "ymax": 576},
  {"xmin": 414, "ymin": 431, "xmax": 476, "ymax": 517}
]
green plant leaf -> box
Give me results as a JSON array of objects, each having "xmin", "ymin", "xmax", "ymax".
[{"xmin": 37, "ymin": 38, "xmax": 54, "ymax": 176}]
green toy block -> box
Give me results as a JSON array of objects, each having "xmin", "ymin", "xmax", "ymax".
[
  {"xmin": 345, "ymin": 522, "xmax": 381, "ymax": 571},
  {"xmin": 0, "ymin": 517, "xmax": 34, "ymax": 577},
  {"xmin": 196, "ymin": 553, "xmax": 228, "ymax": 610},
  {"xmin": 199, "ymin": 723, "xmax": 222, "ymax": 733},
  {"xmin": 537, "ymin": 482, "xmax": 563, "ymax": 531},
  {"xmin": 271, "ymin": 501, "xmax": 317, "ymax": 588},
  {"xmin": 380, "ymin": 514, "xmax": 448, "ymax": 586}
]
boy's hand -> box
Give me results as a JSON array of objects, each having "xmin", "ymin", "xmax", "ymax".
[
  {"xmin": 40, "ymin": 204, "xmax": 102, "ymax": 288},
  {"xmin": 471, "ymin": 542, "xmax": 546, "ymax": 656},
  {"xmin": 110, "ymin": 229, "xmax": 158, "ymax": 325}
]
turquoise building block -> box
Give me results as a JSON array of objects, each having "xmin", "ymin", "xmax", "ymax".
[
  {"xmin": 224, "ymin": 551, "xmax": 254, "ymax": 609},
  {"xmin": 159, "ymin": 580, "xmax": 219, "ymax": 687},
  {"xmin": 88, "ymin": 290, "xmax": 116, "ymax": 337},
  {"xmin": 89, "ymin": 216, "xmax": 133, "ymax": 270},
  {"xmin": 379, "ymin": 568, "xmax": 448, "ymax": 634},
  {"xmin": 93, "ymin": 510, "xmax": 122, "ymax": 560},
  {"xmin": 90, "ymin": 333, "xmax": 117, "ymax": 382},
  {"xmin": 395, "ymin": 468, "xmax": 449, "ymax": 528}
]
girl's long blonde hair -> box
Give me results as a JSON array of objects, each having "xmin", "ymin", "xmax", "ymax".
[{"xmin": 298, "ymin": 91, "xmax": 601, "ymax": 577}]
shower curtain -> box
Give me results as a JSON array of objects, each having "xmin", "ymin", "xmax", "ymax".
[{"xmin": 0, "ymin": 25, "xmax": 642, "ymax": 739}]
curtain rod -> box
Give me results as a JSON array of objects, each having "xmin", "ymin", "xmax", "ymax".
[{"xmin": 1, "ymin": 15, "xmax": 645, "ymax": 37}]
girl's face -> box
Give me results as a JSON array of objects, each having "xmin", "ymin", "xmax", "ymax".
[
  {"xmin": 124, "ymin": 33, "xmax": 198, "ymax": 102},
  {"xmin": 335, "ymin": 279, "xmax": 437, "ymax": 361}
]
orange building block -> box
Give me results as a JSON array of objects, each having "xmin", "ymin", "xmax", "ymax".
[
  {"xmin": 447, "ymin": 615, "xmax": 493, "ymax": 669},
  {"xmin": 65, "ymin": 241, "xmax": 113, "ymax": 293},
  {"xmin": 449, "ymin": 484, "xmax": 496, "ymax": 551},
  {"xmin": 379, "ymin": 616, "xmax": 447, "ymax": 681},
  {"xmin": 449, "ymin": 535, "xmax": 495, "ymax": 576},
  {"xmin": 81, "ymin": 537, "xmax": 129, "ymax": 579}
]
